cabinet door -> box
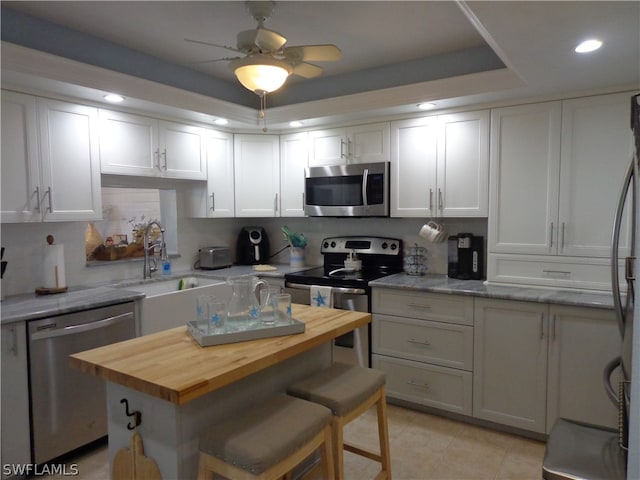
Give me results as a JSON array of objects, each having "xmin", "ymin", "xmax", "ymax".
[
  {"xmin": 558, "ymin": 92, "xmax": 634, "ymax": 257},
  {"xmin": 1, "ymin": 91, "xmax": 41, "ymax": 223},
  {"xmin": 1, "ymin": 323, "xmax": 32, "ymax": 473},
  {"xmin": 389, "ymin": 116, "xmax": 438, "ymax": 217},
  {"xmin": 280, "ymin": 132, "xmax": 308, "ymax": 217},
  {"xmin": 488, "ymin": 102, "xmax": 562, "ymax": 254},
  {"xmin": 234, "ymin": 134, "xmax": 280, "ymax": 217},
  {"xmin": 546, "ymin": 305, "xmax": 621, "ymax": 432},
  {"xmin": 98, "ymin": 109, "xmax": 159, "ymax": 176},
  {"xmin": 159, "ymin": 121, "xmax": 206, "ymax": 180},
  {"xmin": 347, "ymin": 122, "xmax": 390, "ymax": 164},
  {"xmin": 37, "ymin": 98, "xmax": 102, "ymax": 221},
  {"xmin": 437, "ymin": 111, "xmax": 489, "ymax": 217},
  {"xmin": 473, "ymin": 298, "xmax": 548, "ymax": 433},
  {"xmin": 308, "ymin": 128, "xmax": 346, "ymax": 166}
]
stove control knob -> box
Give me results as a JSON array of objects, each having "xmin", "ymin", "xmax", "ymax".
[
  {"xmin": 381, "ymin": 242, "xmax": 388, "ymax": 249},
  {"xmin": 323, "ymin": 241, "xmax": 329, "ymax": 248},
  {"xmin": 390, "ymin": 242, "xmax": 398, "ymax": 250},
  {"xmin": 330, "ymin": 241, "xmax": 336, "ymax": 248}
]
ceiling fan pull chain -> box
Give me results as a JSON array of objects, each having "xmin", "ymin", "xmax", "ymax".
[{"xmin": 258, "ymin": 91, "xmax": 269, "ymax": 132}]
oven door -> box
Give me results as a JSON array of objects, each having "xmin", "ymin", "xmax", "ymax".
[{"xmin": 285, "ymin": 284, "xmax": 370, "ymax": 367}]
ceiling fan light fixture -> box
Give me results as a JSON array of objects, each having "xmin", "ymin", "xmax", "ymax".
[{"xmin": 230, "ymin": 55, "xmax": 292, "ymax": 94}]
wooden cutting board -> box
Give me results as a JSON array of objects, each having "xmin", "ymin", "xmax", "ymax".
[{"xmin": 113, "ymin": 431, "xmax": 162, "ymax": 480}]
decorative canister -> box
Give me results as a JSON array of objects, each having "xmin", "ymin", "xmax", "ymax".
[
  {"xmin": 403, "ymin": 244, "xmax": 428, "ymax": 275},
  {"xmin": 290, "ymin": 247, "xmax": 305, "ymax": 268}
]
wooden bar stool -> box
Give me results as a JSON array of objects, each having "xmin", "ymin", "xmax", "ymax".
[
  {"xmin": 287, "ymin": 363, "xmax": 392, "ymax": 480},
  {"xmin": 197, "ymin": 394, "xmax": 334, "ymax": 480}
]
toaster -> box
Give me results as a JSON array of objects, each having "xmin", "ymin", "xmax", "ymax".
[{"xmin": 197, "ymin": 246, "xmax": 232, "ymax": 270}]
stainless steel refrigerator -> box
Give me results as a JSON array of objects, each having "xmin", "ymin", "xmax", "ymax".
[{"xmin": 542, "ymin": 94, "xmax": 638, "ymax": 479}]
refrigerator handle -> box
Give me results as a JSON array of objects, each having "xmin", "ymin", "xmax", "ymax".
[
  {"xmin": 603, "ymin": 356, "xmax": 622, "ymax": 406},
  {"xmin": 611, "ymin": 159, "xmax": 635, "ymax": 337}
]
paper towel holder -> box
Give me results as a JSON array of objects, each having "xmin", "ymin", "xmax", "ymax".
[{"xmin": 35, "ymin": 235, "xmax": 68, "ymax": 295}]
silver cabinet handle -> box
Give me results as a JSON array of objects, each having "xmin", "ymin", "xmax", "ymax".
[
  {"xmin": 428, "ymin": 188, "xmax": 433, "ymax": 212},
  {"xmin": 210, "ymin": 192, "xmax": 215, "ymax": 211},
  {"xmin": 550, "ymin": 222, "xmax": 554, "ymax": 248},
  {"xmin": 408, "ymin": 302, "xmax": 431, "ymax": 309},
  {"xmin": 347, "ymin": 138, "xmax": 353, "ymax": 159},
  {"xmin": 161, "ymin": 149, "xmax": 167, "ymax": 170},
  {"xmin": 407, "ymin": 379, "xmax": 430, "ymax": 391},
  {"xmin": 438, "ymin": 188, "xmax": 443, "ymax": 212},
  {"xmin": 561, "ymin": 222, "xmax": 566, "ymax": 249},
  {"xmin": 274, "ymin": 193, "xmax": 279, "ymax": 213},
  {"xmin": 34, "ymin": 186, "xmax": 41, "ymax": 213},
  {"xmin": 340, "ymin": 139, "xmax": 347, "ymax": 159},
  {"xmin": 302, "ymin": 192, "xmax": 305, "ymax": 210},
  {"xmin": 551, "ymin": 314, "xmax": 556, "ymax": 342},
  {"xmin": 154, "ymin": 149, "xmax": 161, "ymax": 170},
  {"xmin": 540, "ymin": 314, "xmax": 545, "ymax": 340},
  {"xmin": 407, "ymin": 338, "xmax": 431, "ymax": 347},
  {"xmin": 44, "ymin": 186, "xmax": 52, "ymax": 213}
]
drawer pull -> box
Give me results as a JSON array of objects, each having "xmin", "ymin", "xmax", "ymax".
[
  {"xmin": 407, "ymin": 379, "xmax": 430, "ymax": 391},
  {"xmin": 407, "ymin": 338, "xmax": 431, "ymax": 347},
  {"xmin": 407, "ymin": 303, "xmax": 431, "ymax": 309}
]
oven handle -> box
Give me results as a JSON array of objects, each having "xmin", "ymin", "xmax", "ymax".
[{"xmin": 285, "ymin": 282, "xmax": 367, "ymax": 295}]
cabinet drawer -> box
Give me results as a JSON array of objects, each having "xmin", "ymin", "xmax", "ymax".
[
  {"xmin": 372, "ymin": 314, "xmax": 473, "ymax": 371},
  {"xmin": 487, "ymin": 253, "xmax": 618, "ymax": 292},
  {"xmin": 372, "ymin": 289, "xmax": 473, "ymax": 325},
  {"xmin": 373, "ymin": 354, "xmax": 472, "ymax": 415}
]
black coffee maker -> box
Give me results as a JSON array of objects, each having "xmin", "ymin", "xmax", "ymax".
[
  {"xmin": 236, "ymin": 227, "xmax": 270, "ymax": 265},
  {"xmin": 448, "ymin": 233, "xmax": 484, "ymax": 280}
]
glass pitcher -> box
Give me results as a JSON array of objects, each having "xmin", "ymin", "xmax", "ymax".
[{"xmin": 226, "ymin": 275, "xmax": 267, "ymax": 327}]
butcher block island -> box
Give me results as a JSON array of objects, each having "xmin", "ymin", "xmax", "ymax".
[{"xmin": 69, "ymin": 304, "xmax": 370, "ymax": 479}]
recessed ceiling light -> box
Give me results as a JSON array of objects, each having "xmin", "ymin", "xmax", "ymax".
[
  {"xmin": 289, "ymin": 121, "xmax": 304, "ymax": 128},
  {"xmin": 103, "ymin": 93, "xmax": 124, "ymax": 103},
  {"xmin": 575, "ymin": 39, "xmax": 603, "ymax": 53},
  {"xmin": 214, "ymin": 118, "xmax": 229, "ymax": 126},
  {"xmin": 417, "ymin": 102, "xmax": 436, "ymax": 110}
]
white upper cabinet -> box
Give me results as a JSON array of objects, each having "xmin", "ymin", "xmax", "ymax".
[
  {"xmin": 558, "ymin": 92, "xmax": 633, "ymax": 257},
  {"xmin": 390, "ymin": 110, "xmax": 489, "ymax": 217},
  {"xmin": 234, "ymin": 134, "xmax": 280, "ymax": 217},
  {"xmin": 279, "ymin": 132, "xmax": 308, "ymax": 217},
  {"xmin": 1, "ymin": 91, "xmax": 41, "ymax": 222},
  {"xmin": 2, "ymin": 92, "xmax": 101, "ymax": 223},
  {"xmin": 308, "ymin": 122, "xmax": 390, "ymax": 166},
  {"xmin": 488, "ymin": 101, "xmax": 562, "ymax": 254},
  {"xmin": 99, "ymin": 109, "xmax": 206, "ymax": 180},
  {"xmin": 185, "ymin": 129, "xmax": 235, "ymax": 218},
  {"xmin": 489, "ymin": 93, "xmax": 632, "ymax": 257}
]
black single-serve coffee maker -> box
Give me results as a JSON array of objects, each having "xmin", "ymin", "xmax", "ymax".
[
  {"xmin": 236, "ymin": 227, "xmax": 270, "ymax": 265},
  {"xmin": 447, "ymin": 233, "xmax": 484, "ymax": 280}
]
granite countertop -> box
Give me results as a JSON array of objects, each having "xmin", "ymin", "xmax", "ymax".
[
  {"xmin": 0, "ymin": 264, "xmax": 316, "ymax": 325},
  {"xmin": 369, "ymin": 273, "xmax": 617, "ymax": 310},
  {"xmin": 0, "ymin": 286, "xmax": 145, "ymax": 324}
]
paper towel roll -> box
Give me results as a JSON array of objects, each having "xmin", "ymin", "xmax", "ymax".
[{"xmin": 43, "ymin": 244, "xmax": 66, "ymax": 289}]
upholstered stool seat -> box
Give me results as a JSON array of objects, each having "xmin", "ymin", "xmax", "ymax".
[
  {"xmin": 287, "ymin": 363, "xmax": 392, "ymax": 480},
  {"xmin": 197, "ymin": 394, "xmax": 334, "ymax": 480}
]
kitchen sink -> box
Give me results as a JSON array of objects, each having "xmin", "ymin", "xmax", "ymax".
[{"xmin": 120, "ymin": 277, "xmax": 232, "ymax": 336}]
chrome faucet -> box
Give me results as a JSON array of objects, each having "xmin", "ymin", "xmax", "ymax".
[{"xmin": 143, "ymin": 221, "xmax": 167, "ymax": 279}]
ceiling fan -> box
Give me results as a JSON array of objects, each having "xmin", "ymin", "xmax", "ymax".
[{"xmin": 185, "ymin": 1, "xmax": 342, "ymax": 96}]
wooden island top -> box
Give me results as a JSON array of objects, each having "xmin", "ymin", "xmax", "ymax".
[{"xmin": 70, "ymin": 304, "xmax": 370, "ymax": 405}]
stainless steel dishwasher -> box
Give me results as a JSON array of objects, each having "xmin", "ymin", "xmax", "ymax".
[{"xmin": 27, "ymin": 302, "xmax": 136, "ymax": 464}]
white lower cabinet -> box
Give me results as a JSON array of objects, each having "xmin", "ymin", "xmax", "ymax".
[
  {"xmin": 474, "ymin": 298, "xmax": 621, "ymax": 434},
  {"xmin": 371, "ymin": 288, "xmax": 474, "ymax": 415},
  {"xmin": 1, "ymin": 323, "xmax": 31, "ymax": 476}
]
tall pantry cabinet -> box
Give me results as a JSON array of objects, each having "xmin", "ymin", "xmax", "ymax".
[{"xmin": 487, "ymin": 92, "xmax": 634, "ymax": 290}]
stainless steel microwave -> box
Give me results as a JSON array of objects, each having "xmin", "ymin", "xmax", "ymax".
[{"xmin": 304, "ymin": 162, "xmax": 389, "ymax": 217}]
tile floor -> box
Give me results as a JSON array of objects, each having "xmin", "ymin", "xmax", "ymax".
[{"xmin": 42, "ymin": 404, "xmax": 545, "ymax": 480}]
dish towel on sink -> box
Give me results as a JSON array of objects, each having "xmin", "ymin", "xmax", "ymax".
[{"xmin": 310, "ymin": 285, "xmax": 333, "ymax": 308}]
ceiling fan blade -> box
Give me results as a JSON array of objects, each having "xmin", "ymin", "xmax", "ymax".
[
  {"xmin": 185, "ymin": 38, "xmax": 242, "ymax": 54},
  {"xmin": 284, "ymin": 45, "xmax": 342, "ymax": 62},
  {"xmin": 292, "ymin": 62, "xmax": 323, "ymax": 78},
  {"xmin": 191, "ymin": 57, "xmax": 240, "ymax": 65},
  {"xmin": 237, "ymin": 27, "xmax": 287, "ymax": 52}
]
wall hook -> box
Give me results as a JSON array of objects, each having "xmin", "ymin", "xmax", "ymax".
[{"xmin": 120, "ymin": 398, "xmax": 142, "ymax": 430}]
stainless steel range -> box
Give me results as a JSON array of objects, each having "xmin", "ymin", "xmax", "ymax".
[{"xmin": 284, "ymin": 236, "xmax": 403, "ymax": 367}]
